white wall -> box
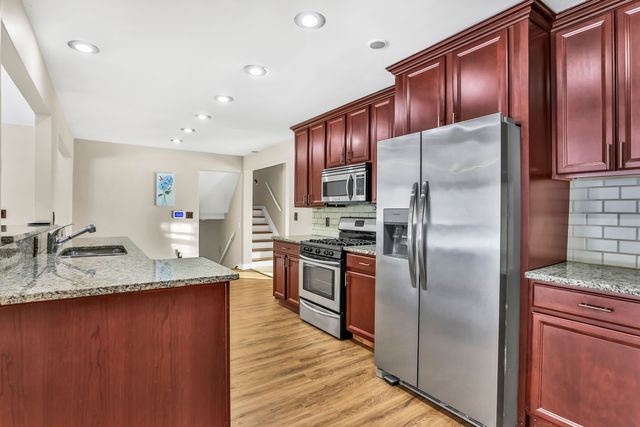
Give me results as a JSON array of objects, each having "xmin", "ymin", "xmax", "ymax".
[
  {"xmin": 242, "ymin": 140, "xmax": 313, "ymax": 267},
  {"xmin": 0, "ymin": 123, "xmax": 34, "ymax": 224},
  {"xmin": 253, "ymin": 163, "xmax": 285, "ymax": 234},
  {"xmin": 73, "ymin": 139, "xmax": 243, "ymax": 265},
  {"xmin": 0, "ymin": 0, "xmax": 75, "ymax": 226},
  {"xmin": 199, "ymin": 219, "xmax": 223, "ymax": 261}
]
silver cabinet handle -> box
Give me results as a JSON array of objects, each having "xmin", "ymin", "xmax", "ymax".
[
  {"xmin": 417, "ymin": 181, "xmax": 429, "ymax": 289},
  {"xmin": 299, "ymin": 254, "xmax": 341, "ymax": 267},
  {"xmin": 358, "ymin": 262, "xmax": 371, "ymax": 267},
  {"xmin": 407, "ymin": 182, "xmax": 419, "ymax": 288},
  {"xmin": 578, "ymin": 303, "xmax": 613, "ymax": 313}
]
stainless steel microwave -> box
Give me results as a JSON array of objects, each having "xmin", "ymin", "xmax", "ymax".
[{"xmin": 321, "ymin": 163, "xmax": 370, "ymax": 204}]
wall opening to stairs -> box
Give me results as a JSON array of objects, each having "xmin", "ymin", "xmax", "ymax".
[{"xmin": 251, "ymin": 163, "xmax": 285, "ymax": 277}]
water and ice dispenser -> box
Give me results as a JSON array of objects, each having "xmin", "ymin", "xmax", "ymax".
[{"xmin": 382, "ymin": 208, "xmax": 409, "ymax": 258}]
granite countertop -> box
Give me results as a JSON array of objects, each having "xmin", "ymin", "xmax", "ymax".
[
  {"xmin": 1, "ymin": 224, "xmax": 59, "ymax": 245},
  {"xmin": 525, "ymin": 261, "xmax": 640, "ymax": 298},
  {"xmin": 0, "ymin": 237, "xmax": 239, "ymax": 306},
  {"xmin": 345, "ymin": 245, "xmax": 376, "ymax": 256}
]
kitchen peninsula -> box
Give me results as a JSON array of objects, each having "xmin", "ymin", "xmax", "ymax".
[{"xmin": 0, "ymin": 236, "xmax": 238, "ymax": 427}]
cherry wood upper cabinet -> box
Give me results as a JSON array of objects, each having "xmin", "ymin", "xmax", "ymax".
[
  {"xmin": 555, "ymin": 13, "xmax": 614, "ymax": 175},
  {"xmin": 370, "ymin": 95, "xmax": 394, "ymax": 203},
  {"xmin": 294, "ymin": 129, "xmax": 309, "ymax": 208},
  {"xmin": 529, "ymin": 312, "xmax": 640, "ymax": 426},
  {"xmin": 617, "ymin": 2, "xmax": 640, "ymax": 170},
  {"xmin": 308, "ymin": 123, "xmax": 326, "ymax": 207},
  {"xmin": 450, "ymin": 29, "xmax": 508, "ymax": 123},
  {"xmin": 326, "ymin": 115, "xmax": 346, "ymax": 168},
  {"xmin": 346, "ymin": 106, "xmax": 370, "ymax": 163},
  {"xmin": 400, "ymin": 57, "xmax": 446, "ymax": 134}
]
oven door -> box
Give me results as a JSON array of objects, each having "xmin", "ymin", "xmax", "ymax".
[
  {"xmin": 299, "ymin": 254, "xmax": 342, "ymax": 313},
  {"xmin": 322, "ymin": 172, "xmax": 353, "ymax": 203}
]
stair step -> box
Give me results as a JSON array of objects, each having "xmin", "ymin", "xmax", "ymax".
[
  {"xmin": 253, "ymin": 238, "xmax": 273, "ymax": 243},
  {"xmin": 253, "ymin": 257, "xmax": 273, "ymax": 262},
  {"xmin": 253, "ymin": 230, "xmax": 272, "ymax": 234},
  {"xmin": 252, "ymin": 248, "xmax": 273, "ymax": 252}
]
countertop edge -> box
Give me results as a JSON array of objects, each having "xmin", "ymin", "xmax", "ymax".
[{"xmin": 0, "ymin": 273, "xmax": 239, "ymax": 306}]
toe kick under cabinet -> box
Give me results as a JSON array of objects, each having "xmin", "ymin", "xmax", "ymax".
[{"xmin": 527, "ymin": 280, "xmax": 640, "ymax": 427}]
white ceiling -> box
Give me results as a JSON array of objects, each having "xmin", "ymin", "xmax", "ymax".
[
  {"xmin": 1, "ymin": 66, "xmax": 35, "ymax": 126},
  {"xmin": 21, "ymin": 0, "xmax": 584, "ymax": 156}
]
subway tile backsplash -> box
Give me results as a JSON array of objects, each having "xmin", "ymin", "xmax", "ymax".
[
  {"xmin": 568, "ymin": 176, "xmax": 640, "ymax": 268},
  {"xmin": 312, "ymin": 204, "xmax": 376, "ymax": 237}
]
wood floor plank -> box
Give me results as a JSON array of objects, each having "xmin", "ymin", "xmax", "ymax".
[{"xmin": 230, "ymin": 271, "xmax": 467, "ymax": 426}]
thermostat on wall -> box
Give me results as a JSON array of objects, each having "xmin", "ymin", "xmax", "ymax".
[{"xmin": 172, "ymin": 210, "xmax": 186, "ymax": 219}]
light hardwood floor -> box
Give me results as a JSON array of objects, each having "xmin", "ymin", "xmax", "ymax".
[{"xmin": 230, "ymin": 271, "xmax": 466, "ymax": 426}]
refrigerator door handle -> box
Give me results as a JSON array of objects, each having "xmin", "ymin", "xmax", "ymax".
[
  {"xmin": 418, "ymin": 181, "xmax": 429, "ymax": 289},
  {"xmin": 407, "ymin": 182, "xmax": 419, "ymax": 288}
]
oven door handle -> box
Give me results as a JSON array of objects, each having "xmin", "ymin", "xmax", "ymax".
[
  {"xmin": 299, "ymin": 254, "xmax": 341, "ymax": 268},
  {"xmin": 300, "ymin": 299, "xmax": 340, "ymax": 319}
]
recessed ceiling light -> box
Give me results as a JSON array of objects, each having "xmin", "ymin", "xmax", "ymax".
[
  {"xmin": 180, "ymin": 127, "xmax": 196, "ymax": 133},
  {"xmin": 195, "ymin": 113, "xmax": 212, "ymax": 120},
  {"xmin": 67, "ymin": 40, "xmax": 100, "ymax": 54},
  {"xmin": 368, "ymin": 39, "xmax": 388, "ymax": 50},
  {"xmin": 243, "ymin": 65, "xmax": 268, "ymax": 77},
  {"xmin": 294, "ymin": 11, "xmax": 326, "ymax": 29},
  {"xmin": 215, "ymin": 95, "xmax": 234, "ymax": 103},
  {"xmin": 170, "ymin": 138, "xmax": 183, "ymax": 144}
]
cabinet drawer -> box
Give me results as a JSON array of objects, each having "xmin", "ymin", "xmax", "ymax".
[
  {"xmin": 273, "ymin": 241, "xmax": 300, "ymax": 258},
  {"xmin": 532, "ymin": 282, "xmax": 640, "ymax": 331},
  {"xmin": 346, "ymin": 253, "xmax": 376, "ymax": 275}
]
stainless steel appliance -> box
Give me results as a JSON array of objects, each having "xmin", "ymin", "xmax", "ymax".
[
  {"xmin": 375, "ymin": 113, "xmax": 521, "ymax": 427},
  {"xmin": 321, "ymin": 163, "xmax": 370, "ymax": 204},
  {"xmin": 299, "ymin": 217, "xmax": 376, "ymax": 339}
]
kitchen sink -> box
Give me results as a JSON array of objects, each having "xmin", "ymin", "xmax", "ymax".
[{"xmin": 58, "ymin": 245, "xmax": 128, "ymax": 258}]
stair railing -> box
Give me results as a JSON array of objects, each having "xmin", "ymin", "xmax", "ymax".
[{"xmin": 219, "ymin": 231, "xmax": 236, "ymax": 264}]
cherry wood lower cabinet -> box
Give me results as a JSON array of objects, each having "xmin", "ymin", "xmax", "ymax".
[
  {"xmin": 0, "ymin": 283, "xmax": 230, "ymax": 427},
  {"xmin": 345, "ymin": 253, "xmax": 376, "ymax": 344},
  {"xmin": 273, "ymin": 241, "xmax": 300, "ymax": 312},
  {"xmin": 528, "ymin": 281, "xmax": 640, "ymax": 427}
]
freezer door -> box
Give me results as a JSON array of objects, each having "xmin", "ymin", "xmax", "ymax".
[
  {"xmin": 375, "ymin": 133, "xmax": 421, "ymax": 387},
  {"xmin": 417, "ymin": 113, "xmax": 520, "ymax": 427}
]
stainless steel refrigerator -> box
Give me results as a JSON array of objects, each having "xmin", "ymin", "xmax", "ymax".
[{"xmin": 375, "ymin": 113, "xmax": 521, "ymax": 427}]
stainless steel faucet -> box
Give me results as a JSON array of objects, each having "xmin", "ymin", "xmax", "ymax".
[{"xmin": 47, "ymin": 224, "xmax": 97, "ymax": 253}]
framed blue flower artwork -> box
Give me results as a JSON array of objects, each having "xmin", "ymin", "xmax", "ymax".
[{"xmin": 155, "ymin": 172, "xmax": 175, "ymax": 206}]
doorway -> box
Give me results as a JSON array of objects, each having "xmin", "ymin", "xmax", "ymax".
[{"xmin": 251, "ymin": 163, "xmax": 285, "ymax": 277}]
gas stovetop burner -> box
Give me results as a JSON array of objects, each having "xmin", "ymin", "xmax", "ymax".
[{"xmin": 306, "ymin": 238, "xmax": 373, "ymax": 248}]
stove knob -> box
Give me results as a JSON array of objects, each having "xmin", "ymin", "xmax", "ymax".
[{"xmin": 315, "ymin": 249, "xmax": 321, "ymax": 254}]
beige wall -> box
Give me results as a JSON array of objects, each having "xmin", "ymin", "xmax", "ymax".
[
  {"xmin": 199, "ymin": 219, "xmax": 223, "ymax": 261},
  {"xmin": 253, "ymin": 163, "xmax": 285, "ymax": 234},
  {"xmin": 73, "ymin": 140, "xmax": 243, "ymax": 265},
  {"xmin": 242, "ymin": 140, "xmax": 313, "ymax": 266},
  {"xmin": 1, "ymin": 123, "xmax": 34, "ymax": 224},
  {"xmin": 0, "ymin": 0, "xmax": 75, "ymax": 226}
]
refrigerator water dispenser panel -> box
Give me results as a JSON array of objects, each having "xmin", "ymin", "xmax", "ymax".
[{"xmin": 383, "ymin": 208, "xmax": 409, "ymax": 258}]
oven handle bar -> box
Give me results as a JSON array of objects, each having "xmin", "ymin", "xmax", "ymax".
[
  {"xmin": 299, "ymin": 254, "xmax": 341, "ymax": 267},
  {"xmin": 300, "ymin": 299, "xmax": 341, "ymax": 319}
]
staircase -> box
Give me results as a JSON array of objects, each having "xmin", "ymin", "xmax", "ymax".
[{"xmin": 251, "ymin": 207, "xmax": 275, "ymax": 276}]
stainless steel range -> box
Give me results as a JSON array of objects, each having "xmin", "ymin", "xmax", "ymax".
[{"xmin": 299, "ymin": 217, "xmax": 376, "ymax": 339}]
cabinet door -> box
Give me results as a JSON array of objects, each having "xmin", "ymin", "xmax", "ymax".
[
  {"xmin": 402, "ymin": 57, "xmax": 446, "ymax": 134},
  {"xmin": 294, "ymin": 129, "xmax": 309, "ymax": 207},
  {"xmin": 273, "ymin": 253, "xmax": 286, "ymax": 300},
  {"xmin": 346, "ymin": 106, "xmax": 370, "ymax": 164},
  {"xmin": 529, "ymin": 313, "xmax": 640, "ymax": 427},
  {"xmin": 370, "ymin": 96, "xmax": 394, "ymax": 203},
  {"xmin": 308, "ymin": 123, "xmax": 326, "ymax": 207},
  {"xmin": 286, "ymin": 256, "xmax": 300, "ymax": 309},
  {"xmin": 617, "ymin": 3, "xmax": 640, "ymax": 170},
  {"xmin": 346, "ymin": 271, "xmax": 375, "ymax": 342},
  {"xmin": 326, "ymin": 115, "xmax": 346, "ymax": 168},
  {"xmin": 555, "ymin": 13, "xmax": 614, "ymax": 174},
  {"xmin": 450, "ymin": 30, "xmax": 508, "ymax": 123}
]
